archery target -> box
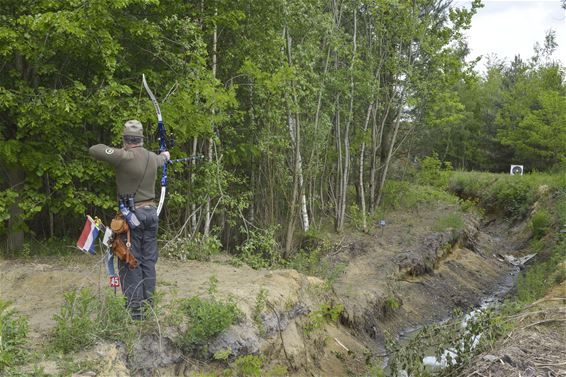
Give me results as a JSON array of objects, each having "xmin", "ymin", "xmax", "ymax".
[{"xmin": 510, "ymin": 165, "xmax": 524, "ymax": 176}]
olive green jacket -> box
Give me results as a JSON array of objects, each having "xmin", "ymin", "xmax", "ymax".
[{"xmin": 89, "ymin": 144, "xmax": 167, "ymax": 202}]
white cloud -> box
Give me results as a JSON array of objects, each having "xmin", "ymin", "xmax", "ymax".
[{"xmin": 455, "ymin": 1, "xmax": 566, "ymax": 70}]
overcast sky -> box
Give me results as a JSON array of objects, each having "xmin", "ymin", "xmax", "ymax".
[{"xmin": 454, "ymin": 0, "xmax": 566, "ymax": 71}]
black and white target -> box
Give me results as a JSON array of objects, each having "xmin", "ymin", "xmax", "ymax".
[{"xmin": 510, "ymin": 165, "xmax": 524, "ymax": 176}]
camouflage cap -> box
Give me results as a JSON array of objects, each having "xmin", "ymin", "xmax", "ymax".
[{"xmin": 123, "ymin": 120, "xmax": 144, "ymax": 138}]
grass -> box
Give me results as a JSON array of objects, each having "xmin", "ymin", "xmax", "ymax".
[
  {"xmin": 448, "ymin": 171, "xmax": 566, "ymax": 219},
  {"xmin": 433, "ymin": 212, "xmax": 465, "ymax": 232},
  {"xmin": 0, "ymin": 300, "xmax": 29, "ymax": 372}
]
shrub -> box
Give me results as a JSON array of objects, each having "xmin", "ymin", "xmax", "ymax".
[
  {"xmin": 515, "ymin": 239, "xmax": 566, "ymax": 303},
  {"xmin": 177, "ymin": 296, "xmax": 239, "ymax": 352},
  {"xmin": 237, "ymin": 226, "xmax": 281, "ymax": 269},
  {"xmin": 417, "ymin": 152, "xmax": 453, "ymax": 188},
  {"xmin": 305, "ymin": 303, "xmax": 344, "ymax": 334},
  {"xmin": 162, "ymin": 234, "xmax": 222, "ymax": 261},
  {"xmin": 51, "ymin": 289, "xmax": 134, "ymax": 354},
  {"xmin": 383, "ymin": 296, "xmax": 401, "ymax": 317},
  {"xmin": 530, "ymin": 210, "xmax": 552, "ymax": 239},
  {"xmin": 0, "ymin": 301, "xmax": 28, "ymax": 371},
  {"xmin": 231, "ymin": 354, "xmax": 263, "ymax": 377},
  {"xmin": 51, "ymin": 289, "xmax": 98, "ymax": 353}
]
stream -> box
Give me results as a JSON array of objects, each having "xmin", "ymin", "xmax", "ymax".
[{"xmin": 394, "ymin": 264, "xmax": 520, "ymax": 375}]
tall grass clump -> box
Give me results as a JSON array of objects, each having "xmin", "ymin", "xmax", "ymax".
[
  {"xmin": 0, "ymin": 301, "xmax": 28, "ymax": 372},
  {"xmin": 382, "ymin": 180, "xmax": 458, "ymax": 211},
  {"xmin": 515, "ymin": 238, "xmax": 566, "ymax": 303},
  {"xmin": 51, "ymin": 288, "xmax": 134, "ymax": 354}
]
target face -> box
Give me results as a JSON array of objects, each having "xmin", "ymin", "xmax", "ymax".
[{"xmin": 510, "ymin": 165, "xmax": 523, "ymax": 175}]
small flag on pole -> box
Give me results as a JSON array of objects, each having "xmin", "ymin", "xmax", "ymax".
[
  {"xmin": 76, "ymin": 215, "xmax": 99, "ymax": 254},
  {"xmin": 102, "ymin": 226, "xmax": 113, "ymax": 247}
]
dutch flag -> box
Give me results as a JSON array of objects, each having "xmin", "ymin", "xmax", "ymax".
[{"xmin": 76, "ymin": 215, "xmax": 99, "ymax": 254}]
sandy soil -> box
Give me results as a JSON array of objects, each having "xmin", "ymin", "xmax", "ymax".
[{"xmin": 0, "ymin": 202, "xmax": 545, "ymax": 376}]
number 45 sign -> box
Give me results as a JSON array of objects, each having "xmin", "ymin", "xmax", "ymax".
[{"xmin": 109, "ymin": 275, "xmax": 120, "ymax": 288}]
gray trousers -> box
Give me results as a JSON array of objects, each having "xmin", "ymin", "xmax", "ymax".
[{"xmin": 118, "ymin": 206, "xmax": 159, "ymax": 319}]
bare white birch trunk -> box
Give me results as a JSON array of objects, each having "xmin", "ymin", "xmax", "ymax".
[
  {"xmin": 204, "ymin": 5, "xmax": 218, "ymax": 237},
  {"xmin": 358, "ymin": 103, "xmax": 372, "ymax": 232},
  {"xmin": 337, "ymin": 9, "xmax": 357, "ymax": 232}
]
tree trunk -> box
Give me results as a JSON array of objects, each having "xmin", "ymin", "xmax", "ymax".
[
  {"xmin": 336, "ymin": 9, "xmax": 357, "ymax": 233},
  {"xmin": 7, "ymin": 165, "xmax": 25, "ymax": 254},
  {"xmin": 375, "ymin": 100, "xmax": 404, "ymax": 210},
  {"xmin": 358, "ymin": 103, "xmax": 373, "ymax": 232},
  {"xmin": 204, "ymin": 5, "xmax": 218, "ymax": 237}
]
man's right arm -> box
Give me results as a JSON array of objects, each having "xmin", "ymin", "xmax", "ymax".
[{"xmin": 89, "ymin": 144, "xmax": 125, "ymax": 166}]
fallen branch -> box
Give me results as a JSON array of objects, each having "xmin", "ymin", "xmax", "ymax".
[{"xmin": 521, "ymin": 318, "xmax": 566, "ymax": 330}]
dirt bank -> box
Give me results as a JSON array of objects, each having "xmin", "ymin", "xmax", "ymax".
[{"xmin": 0, "ymin": 203, "xmax": 526, "ymax": 376}]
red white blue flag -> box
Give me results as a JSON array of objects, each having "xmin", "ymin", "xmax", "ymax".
[{"xmin": 76, "ymin": 215, "xmax": 99, "ymax": 254}]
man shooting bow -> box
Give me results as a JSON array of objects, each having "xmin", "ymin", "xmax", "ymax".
[{"xmin": 89, "ymin": 120, "xmax": 170, "ymax": 319}]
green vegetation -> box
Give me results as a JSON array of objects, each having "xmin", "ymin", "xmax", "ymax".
[
  {"xmin": 229, "ymin": 354, "xmax": 264, "ymax": 377},
  {"xmin": 176, "ymin": 295, "xmax": 240, "ymax": 353},
  {"xmin": 237, "ymin": 227, "xmax": 281, "ymax": 269},
  {"xmin": 381, "ymin": 181, "xmax": 459, "ymax": 212},
  {"xmin": 51, "ymin": 288, "xmax": 134, "ymax": 354},
  {"xmin": 515, "ymin": 239, "xmax": 566, "ymax": 303},
  {"xmin": 449, "ymin": 171, "xmax": 566, "ymax": 219},
  {"xmin": 383, "ymin": 296, "xmax": 402, "ymax": 317},
  {"xmin": 304, "ymin": 303, "xmax": 344, "ymax": 335},
  {"xmin": 0, "ymin": 0, "xmax": 487, "ymax": 260},
  {"xmin": 162, "ymin": 234, "xmax": 222, "ymax": 262},
  {"xmin": 0, "ymin": 301, "xmax": 28, "ymax": 372},
  {"xmin": 177, "ymin": 296, "xmax": 239, "ymax": 352},
  {"xmin": 386, "ymin": 307, "xmax": 508, "ymax": 377},
  {"xmin": 530, "ymin": 210, "xmax": 552, "ymax": 239},
  {"xmin": 433, "ymin": 212, "xmax": 465, "ymax": 232}
]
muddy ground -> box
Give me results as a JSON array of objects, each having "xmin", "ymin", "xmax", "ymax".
[{"xmin": 0, "ymin": 201, "xmax": 543, "ymax": 376}]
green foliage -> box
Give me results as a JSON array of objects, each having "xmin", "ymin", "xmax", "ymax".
[
  {"xmin": 487, "ymin": 178, "xmax": 534, "ymax": 218},
  {"xmin": 530, "ymin": 210, "xmax": 552, "ymax": 239},
  {"xmin": 237, "ymin": 227, "xmax": 281, "ymax": 269},
  {"xmin": 382, "ymin": 180, "xmax": 458, "ymax": 211},
  {"xmin": 288, "ymin": 242, "xmax": 346, "ymax": 290},
  {"xmin": 448, "ymin": 171, "xmax": 565, "ymax": 219},
  {"xmin": 51, "ymin": 288, "xmax": 133, "ymax": 354},
  {"xmin": 0, "ymin": 301, "xmax": 28, "ymax": 371},
  {"xmin": 515, "ymin": 239, "xmax": 566, "ymax": 303},
  {"xmin": 213, "ymin": 348, "xmax": 232, "ymax": 361},
  {"xmin": 304, "ymin": 303, "xmax": 344, "ymax": 334},
  {"xmin": 177, "ymin": 295, "xmax": 240, "ymax": 352},
  {"xmin": 162, "ymin": 234, "xmax": 222, "ymax": 262},
  {"xmin": 418, "ymin": 42, "xmax": 566, "ymax": 172},
  {"xmin": 384, "ymin": 296, "xmax": 401, "ymax": 316},
  {"xmin": 433, "ymin": 212, "xmax": 465, "ymax": 232},
  {"xmin": 417, "ymin": 152, "xmax": 454, "ymax": 188},
  {"xmin": 51, "ymin": 289, "xmax": 98, "ymax": 353},
  {"xmin": 230, "ymin": 354, "xmax": 263, "ymax": 377},
  {"xmin": 386, "ymin": 307, "xmax": 508, "ymax": 377}
]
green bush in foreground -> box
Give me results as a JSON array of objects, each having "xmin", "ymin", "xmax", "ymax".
[
  {"xmin": 51, "ymin": 288, "xmax": 133, "ymax": 354},
  {"xmin": 177, "ymin": 295, "xmax": 240, "ymax": 353},
  {"xmin": 0, "ymin": 300, "xmax": 28, "ymax": 371},
  {"xmin": 530, "ymin": 210, "xmax": 552, "ymax": 239}
]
